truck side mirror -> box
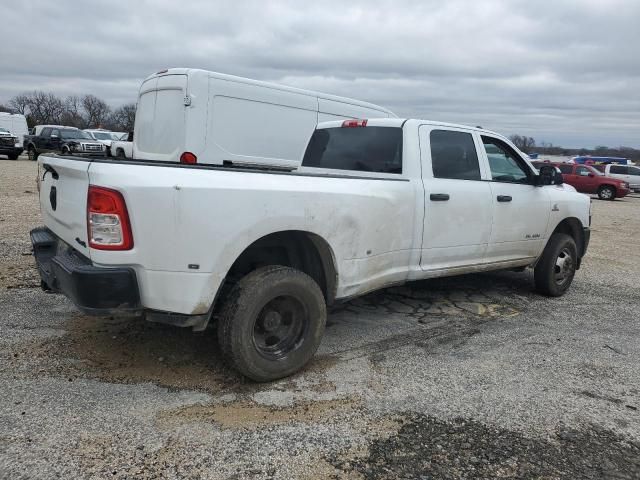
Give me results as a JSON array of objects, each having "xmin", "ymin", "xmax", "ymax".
[{"xmin": 537, "ymin": 165, "xmax": 556, "ymax": 186}]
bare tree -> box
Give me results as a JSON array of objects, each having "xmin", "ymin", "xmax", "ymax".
[
  {"xmin": 9, "ymin": 94, "xmax": 30, "ymax": 115},
  {"xmin": 82, "ymin": 94, "xmax": 111, "ymax": 128},
  {"xmin": 509, "ymin": 134, "xmax": 536, "ymax": 154},
  {"xmin": 0, "ymin": 104, "xmax": 13, "ymax": 113},
  {"xmin": 61, "ymin": 95, "xmax": 85, "ymax": 128},
  {"xmin": 26, "ymin": 91, "xmax": 65, "ymax": 125},
  {"xmin": 109, "ymin": 103, "xmax": 136, "ymax": 131}
]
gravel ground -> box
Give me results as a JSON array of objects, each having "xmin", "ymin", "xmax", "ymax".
[{"xmin": 1, "ymin": 157, "xmax": 639, "ymax": 479}]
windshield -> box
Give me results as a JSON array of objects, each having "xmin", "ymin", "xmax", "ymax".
[
  {"xmin": 0, "ymin": 128, "xmax": 9, "ymax": 134},
  {"xmin": 110, "ymin": 133, "xmax": 123, "ymax": 140},
  {"xmin": 92, "ymin": 132, "xmax": 113, "ymax": 140},
  {"xmin": 60, "ymin": 129, "xmax": 92, "ymax": 140},
  {"xmin": 586, "ymin": 166, "xmax": 603, "ymax": 175}
]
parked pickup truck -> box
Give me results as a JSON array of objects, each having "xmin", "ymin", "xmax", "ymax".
[
  {"xmin": 532, "ymin": 161, "xmax": 629, "ymax": 200},
  {"xmin": 25, "ymin": 127, "xmax": 106, "ymax": 161},
  {"xmin": 31, "ymin": 118, "xmax": 591, "ymax": 381},
  {"xmin": 110, "ymin": 131, "xmax": 133, "ymax": 159},
  {"xmin": 0, "ymin": 127, "xmax": 22, "ymax": 159},
  {"xmin": 591, "ymin": 163, "xmax": 640, "ymax": 192}
]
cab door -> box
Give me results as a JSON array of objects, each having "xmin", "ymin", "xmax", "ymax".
[
  {"xmin": 574, "ymin": 165, "xmax": 598, "ymax": 193},
  {"xmin": 418, "ymin": 126, "xmax": 493, "ymax": 271},
  {"xmin": 49, "ymin": 128, "xmax": 62, "ymax": 153},
  {"xmin": 479, "ymin": 135, "xmax": 550, "ymax": 262}
]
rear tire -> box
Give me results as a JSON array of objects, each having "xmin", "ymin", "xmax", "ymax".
[
  {"xmin": 534, "ymin": 233, "xmax": 577, "ymax": 297},
  {"xmin": 217, "ymin": 265, "xmax": 326, "ymax": 382},
  {"xmin": 28, "ymin": 147, "xmax": 38, "ymax": 162},
  {"xmin": 598, "ymin": 185, "xmax": 615, "ymax": 200}
]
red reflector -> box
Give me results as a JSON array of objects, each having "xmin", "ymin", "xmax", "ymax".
[
  {"xmin": 180, "ymin": 152, "xmax": 198, "ymax": 164},
  {"xmin": 87, "ymin": 186, "xmax": 133, "ymax": 250},
  {"xmin": 342, "ymin": 119, "xmax": 368, "ymax": 128}
]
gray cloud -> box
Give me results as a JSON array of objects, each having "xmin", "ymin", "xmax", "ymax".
[{"xmin": 3, "ymin": 0, "xmax": 639, "ymax": 147}]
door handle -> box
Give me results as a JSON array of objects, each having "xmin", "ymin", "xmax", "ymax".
[
  {"xmin": 497, "ymin": 195, "xmax": 512, "ymax": 202},
  {"xmin": 430, "ymin": 193, "xmax": 450, "ymax": 201}
]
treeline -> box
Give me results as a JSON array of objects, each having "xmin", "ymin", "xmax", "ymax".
[
  {"xmin": 0, "ymin": 92, "xmax": 135, "ymax": 132},
  {"xmin": 509, "ymin": 134, "xmax": 640, "ymax": 162}
]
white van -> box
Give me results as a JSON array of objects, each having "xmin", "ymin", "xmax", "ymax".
[
  {"xmin": 133, "ymin": 68, "xmax": 396, "ymax": 167},
  {"xmin": 0, "ymin": 112, "xmax": 28, "ymax": 150}
]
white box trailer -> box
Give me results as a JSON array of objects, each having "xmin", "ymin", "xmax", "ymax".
[{"xmin": 133, "ymin": 68, "xmax": 396, "ymax": 168}]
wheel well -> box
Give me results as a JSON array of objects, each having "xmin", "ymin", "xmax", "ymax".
[
  {"xmin": 224, "ymin": 231, "xmax": 337, "ymax": 305},
  {"xmin": 552, "ymin": 217, "xmax": 584, "ymax": 257},
  {"xmin": 599, "ymin": 184, "xmax": 616, "ymax": 191}
]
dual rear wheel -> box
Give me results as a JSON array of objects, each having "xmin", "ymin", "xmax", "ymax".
[{"xmin": 217, "ymin": 266, "xmax": 326, "ymax": 382}]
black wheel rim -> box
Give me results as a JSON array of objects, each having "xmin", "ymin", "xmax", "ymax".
[{"xmin": 252, "ymin": 295, "xmax": 308, "ymax": 360}]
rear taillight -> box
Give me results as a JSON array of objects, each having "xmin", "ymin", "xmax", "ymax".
[
  {"xmin": 180, "ymin": 151, "xmax": 197, "ymax": 164},
  {"xmin": 87, "ymin": 186, "xmax": 133, "ymax": 250},
  {"xmin": 342, "ymin": 119, "xmax": 368, "ymax": 128}
]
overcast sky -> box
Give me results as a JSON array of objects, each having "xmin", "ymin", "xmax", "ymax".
[{"xmin": 3, "ymin": 0, "xmax": 639, "ymax": 147}]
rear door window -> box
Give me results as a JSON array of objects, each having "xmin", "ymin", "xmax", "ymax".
[
  {"xmin": 610, "ymin": 165, "xmax": 628, "ymax": 175},
  {"xmin": 558, "ymin": 164, "xmax": 573, "ymax": 174},
  {"xmin": 302, "ymin": 127, "xmax": 403, "ymax": 174},
  {"xmin": 429, "ymin": 130, "xmax": 480, "ymax": 180}
]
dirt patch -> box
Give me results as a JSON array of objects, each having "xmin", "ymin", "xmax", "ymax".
[
  {"xmin": 328, "ymin": 414, "xmax": 640, "ymax": 479},
  {"xmin": 158, "ymin": 397, "xmax": 362, "ymax": 429},
  {"xmin": 10, "ymin": 312, "xmax": 343, "ymax": 395},
  {"xmin": 31, "ymin": 313, "xmax": 239, "ymax": 392}
]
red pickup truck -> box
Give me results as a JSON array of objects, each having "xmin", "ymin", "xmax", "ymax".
[{"xmin": 533, "ymin": 162, "xmax": 630, "ymax": 200}]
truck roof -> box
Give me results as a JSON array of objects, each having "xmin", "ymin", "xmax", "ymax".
[
  {"xmin": 143, "ymin": 68, "xmax": 397, "ymax": 117},
  {"xmin": 316, "ymin": 118, "xmax": 504, "ymax": 137}
]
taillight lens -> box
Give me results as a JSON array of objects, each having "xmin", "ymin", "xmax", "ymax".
[
  {"xmin": 342, "ymin": 119, "xmax": 368, "ymax": 128},
  {"xmin": 180, "ymin": 152, "xmax": 197, "ymax": 164},
  {"xmin": 87, "ymin": 186, "xmax": 133, "ymax": 250}
]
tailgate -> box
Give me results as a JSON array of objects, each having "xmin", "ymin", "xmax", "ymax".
[{"xmin": 38, "ymin": 156, "xmax": 91, "ymax": 258}]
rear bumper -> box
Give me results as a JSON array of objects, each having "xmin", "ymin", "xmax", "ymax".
[{"xmin": 30, "ymin": 227, "xmax": 142, "ymax": 316}]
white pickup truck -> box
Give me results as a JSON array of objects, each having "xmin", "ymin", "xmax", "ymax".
[
  {"xmin": 110, "ymin": 131, "xmax": 133, "ymax": 159},
  {"xmin": 31, "ymin": 118, "xmax": 591, "ymax": 381},
  {"xmin": 592, "ymin": 163, "xmax": 640, "ymax": 192}
]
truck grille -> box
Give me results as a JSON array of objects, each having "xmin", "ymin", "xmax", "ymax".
[
  {"xmin": 0, "ymin": 137, "xmax": 15, "ymax": 146},
  {"xmin": 83, "ymin": 144, "xmax": 102, "ymax": 152}
]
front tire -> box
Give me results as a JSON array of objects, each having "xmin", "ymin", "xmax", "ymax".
[
  {"xmin": 217, "ymin": 266, "xmax": 327, "ymax": 382},
  {"xmin": 598, "ymin": 185, "xmax": 615, "ymax": 200},
  {"xmin": 116, "ymin": 149, "xmax": 126, "ymax": 159},
  {"xmin": 8, "ymin": 153, "xmax": 19, "ymax": 160},
  {"xmin": 534, "ymin": 233, "xmax": 577, "ymax": 297}
]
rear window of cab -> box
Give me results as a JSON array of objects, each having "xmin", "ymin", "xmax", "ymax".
[{"xmin": 302, "ymin": 126, "xmax": 403, "ymax": 174}]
